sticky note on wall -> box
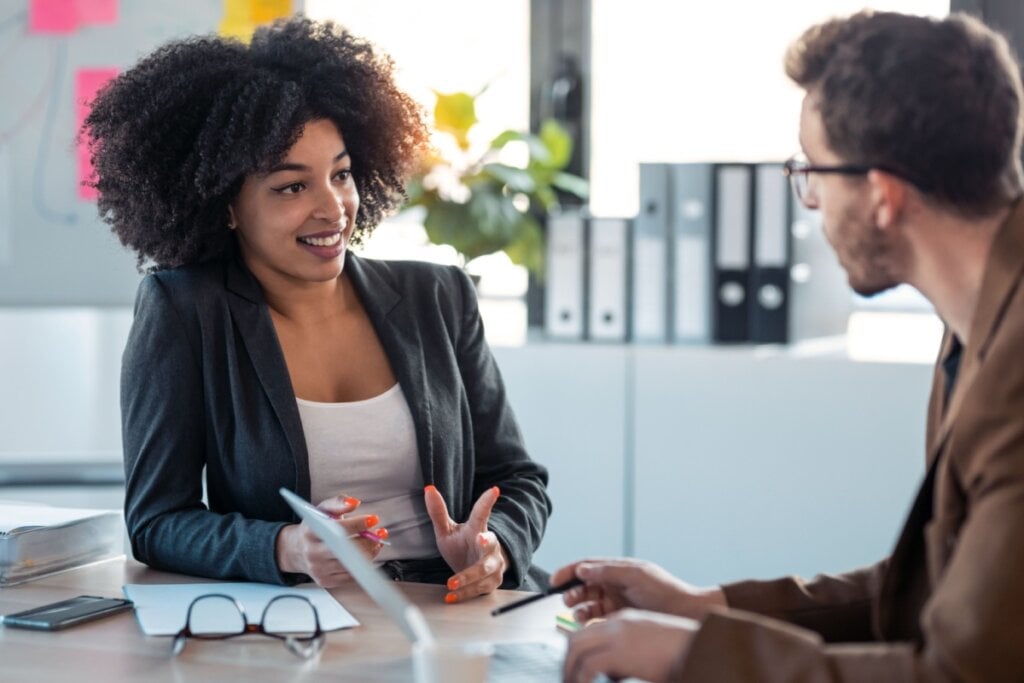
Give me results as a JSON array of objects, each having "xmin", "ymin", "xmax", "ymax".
[
  {"xmin": 29, "ymin": 0, "xmax": 80, "ymax": 34},
  {"xmin": 76, "ymin": 68, "xmax": 119, "ymax": 201},
  {"xmin": 76, "ymin": 0, "xmax": 118, "ymax": 26}
]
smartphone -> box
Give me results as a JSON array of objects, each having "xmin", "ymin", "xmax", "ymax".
[{"xmin": 1, "ymin": 595, "xmax": 134, "ymax": 631}]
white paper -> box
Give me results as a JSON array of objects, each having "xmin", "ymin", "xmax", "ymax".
[
  {"xmin": 122, "ymin": 582, "xmax": 359, "ymax": 636},
  {"xmin": 0, "ymin": 502, "xmax": 118, "ymax": 534}
]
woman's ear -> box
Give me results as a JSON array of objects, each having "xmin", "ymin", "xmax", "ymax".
[
  {"xmin": 227, "ymin": 205, "xmax": 238, "ymax": 230},
  {"xmin": 867, "ymin": 169, "xmax": 906, "ymax": 230}
]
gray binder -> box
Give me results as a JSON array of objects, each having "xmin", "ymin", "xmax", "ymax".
[
  {"xmin": 544, "ymin": 210, "xmax": 586, "ymax": 340},
  {"xmin": 631, "ymin": 163, "xmax": 671, "ymax": 343},
  {"xmin": 588, "ymin": 217, "xmax": 630, "ymax": 342},
  {"xmin": 670, "ymin": 163, "xmax": 714, "ymax": 344}
]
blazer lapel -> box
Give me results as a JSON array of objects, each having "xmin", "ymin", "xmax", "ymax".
[
  {"xmin": 928, "ymin": 200, "xmax": 1024, "ymax": 464},
  {"xmin": 225, "ymin": 256, "xmax": 311, "ymax": 498},
  {"xmin": 344, "ymin": 254, "xmax": 436, "ymax": 483},
  {"xmin": 878, "ymin": 200, "xmax": 1024, "ymax": 640}
]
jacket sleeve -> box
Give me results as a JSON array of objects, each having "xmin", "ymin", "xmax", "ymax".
[
  {"xmin": 449, "ymin": 267, "xmax": 552, "ymax": 588},
  {"xmin": 721, "ymin": 560, "xmax": 888, "ymax": 642},
  {"xmin": 121, "ymin": 275, "xmax": 292, "ymax": 585}
]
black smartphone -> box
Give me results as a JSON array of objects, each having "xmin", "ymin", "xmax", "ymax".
[{"xmin": 1, "ymin": 595, "xmax": 134, "ymax": 631}]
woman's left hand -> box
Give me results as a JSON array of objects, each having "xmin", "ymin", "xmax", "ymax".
[{"xmin": 424, "ymin": 484, "xmax": 508, "ymax": 603}]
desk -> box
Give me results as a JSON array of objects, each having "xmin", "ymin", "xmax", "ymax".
[{"xmin": 0, "ymin": 558, "xmax": 564, "ymax": 682}]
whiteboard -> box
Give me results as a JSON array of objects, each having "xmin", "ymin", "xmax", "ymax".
[{"xmin": 0, "ymin": 1, "xmax": 221, "ymax": 305}]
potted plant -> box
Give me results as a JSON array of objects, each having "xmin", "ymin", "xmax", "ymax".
[{"xmin": 402, "ymin": 89, "xmax": 589, "ymax": 278}]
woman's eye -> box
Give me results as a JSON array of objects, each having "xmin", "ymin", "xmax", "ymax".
[
  {"xmin": 334, "ymin": 169, "xmax": 352, "ymax": 182},
  {"xmin": 275, "ymin": 182, "xmax": 305, "ymax": 194}
]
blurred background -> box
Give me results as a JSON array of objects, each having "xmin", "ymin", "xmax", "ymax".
[{"xmin": 2, "ymin": 0, "xmax": 1016, "ymax": 584}]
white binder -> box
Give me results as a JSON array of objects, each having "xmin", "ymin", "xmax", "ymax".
[
  {"xmin": 670, "ymin": 163, "xmax": 713, "ymax": 344},
  {"xmin": 544, "ymin": 210, "xmax": 586, "ymax": 340},
  {"xmin": 631, "ymin": 163, "xmax": 671, "ymax": 343},
  {"xmin": 588, "ymin": 217, "xmax": 629, "ymax": 342}
]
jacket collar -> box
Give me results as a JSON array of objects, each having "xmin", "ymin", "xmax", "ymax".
[
  {"xmin": 222, "ymin": 248, "xmax": 434, "ymax": 496},
  {"xmin": 928, "ymin": 198, "xmax": 1024, "ymax": 462}
]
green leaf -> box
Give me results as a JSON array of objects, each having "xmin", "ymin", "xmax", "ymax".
[
  {"xmin": 482, "ymin": 163, "xmax": 536, "ymax": 194},
  {"xmin": 538, "ymin": 119, "xmax": 573, "ymax": 170},
  {"xmin": 503, "ymin": 216, "xmax": 545, "ymax": 278},
  {"xmin": 433, "ymin": 91, "xmax": 477, "ymax": 150},
  {"xmin": 551, "ymin": 171, "xmax": 590, "ymax": 199},
  {"xmin": 490, "ymin": 129, "xmax": 551, "ymax": 165}
]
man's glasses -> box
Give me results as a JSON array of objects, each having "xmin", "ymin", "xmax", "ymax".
[
  {"xmin": 782, "ymin": 154, "xmax": 872, "ymax": 206},
  {"xmin": 172, "ymin": 593, "xmax": 325, "ymax": 659}
]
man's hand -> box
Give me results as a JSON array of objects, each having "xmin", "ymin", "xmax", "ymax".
[
  {"xmin": 551, "ymin": 557, "xmax": 726, "ymax": 622},
  {"xmin": 563, "ymin": 609, "xmax": 699, "ymax": 683},
  {"xmin": 424, "ymin": 484, "xmax": 508, "ymax": 603}
]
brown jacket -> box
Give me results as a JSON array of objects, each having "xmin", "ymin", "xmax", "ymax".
[{"xmin": 675, "ymin": 200, "xmax": 1024, "ymax": 682}]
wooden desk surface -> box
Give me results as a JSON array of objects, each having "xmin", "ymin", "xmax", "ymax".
[{"xmin": 0, "ymin": 558, "xmax": 565, "ymax": 682}]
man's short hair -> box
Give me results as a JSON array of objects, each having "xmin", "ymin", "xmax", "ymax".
[{"xmin": 786, "ymin": 11, "xmax": 1024, "ymax": 215}]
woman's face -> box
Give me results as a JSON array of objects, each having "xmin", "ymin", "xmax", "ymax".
[{"xmin": 230, "ymin": 118, "xmax": 359, "ymax": 287}]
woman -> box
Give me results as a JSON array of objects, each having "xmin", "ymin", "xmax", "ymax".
[{"xmin": 84, "ymin": 16, "xmax": 550, "ymax": 601}]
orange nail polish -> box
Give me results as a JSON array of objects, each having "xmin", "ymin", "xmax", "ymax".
[
  {"xmin": 366, "ymin": 514, "xmax": 379, "ymax": 528},
  {"xmin": 445, "ymin": 593, "xmax": 458, "ymax": 604},
  {"xmin": 493, "ymin": 486, "xmax": 500, "ymax": 497},
  {"xmin": 344, "ymin": 496, "xmax": 360, "ymax": 508},
  {"xmin": 478, "ymin": 534, "xmax": 489, "ymax": 548},
  {"xmin": 376, "ymin": 528, "xmax": 389, "ymax": 540},
  {"xmin": 447, "ymin": 577, "xmax": 460, "ymax": 590},
  {"xmin": 424, "ymin": 484, "xmax": 437, "ymax": 493}
]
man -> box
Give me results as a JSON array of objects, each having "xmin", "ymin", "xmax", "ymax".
[{"xmin": 557, "ymin": 10, "xmax": 1024, "ymax": 682}]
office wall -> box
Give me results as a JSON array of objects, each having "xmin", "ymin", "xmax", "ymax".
[{"xmin": 0, "ymin": 1, "xmax": 221, "ymax": 305}]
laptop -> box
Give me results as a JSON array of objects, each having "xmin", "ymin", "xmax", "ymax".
[{"xmin": 279, "ymin": 488, "xmax": 565, "ymax": 681}]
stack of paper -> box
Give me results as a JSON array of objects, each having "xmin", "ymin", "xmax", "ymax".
[{"xmin": 0, "ymin": 501, "xmax": 123, "ymax": 586}]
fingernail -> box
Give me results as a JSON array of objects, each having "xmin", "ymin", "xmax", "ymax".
[
  {"xmin": 366, "ymin": 514, "xmax": 380, "ymax": 528},
  {"xmin": 478, "ymin": 533, "xmax": 489, "ymax": 548},
  {"xmin": 376, "ymin": 528, "xmax": 389, "ymax": 540},
  {"xmin": 445, "ymin": 593, "xmax": 458, "ymax": 604},
  {"xmin": 344, "ymin": 496, "xmax": 360, "ymax": 508},
  {"xmin": 577, "ymin": 566, "xmax": 591, "ymax": 579},
  {"xmin": 424, "ymin": 484, "xmax": 437, "ymax": 493},
  {"xmin": 492, "ymin": 486, "xmax": 500, "ymax": 497},
  {"xmin": 447, "ymin": 577, "xmax": 460, "ymax": 590}
]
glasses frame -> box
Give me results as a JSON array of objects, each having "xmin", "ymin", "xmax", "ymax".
[
  {"xmin": 783, "ymin": 155, "xmax": 873, "ymax": 206},
  {"xmin": 172, "ymin": 593, "xmax": 326, "ymax": 659}
]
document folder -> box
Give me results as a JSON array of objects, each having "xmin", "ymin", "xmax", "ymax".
[
  {"xmin": 588, "ymin": 217, "xmax": 630, "ymax": 342},
  {"xmin": 632, "ymin": 163, "xmax": 671, "ymax": 343},
  {"xmin": 544, "ymin": 210, "xmax": 586, "ymax": 340},
  {"xmin": 713, "ymin": 164, "xmax": 753, "ymax": 343},
  {"xmin": 750, "ymin": 163, "xmax": 791, "ymax": 343},
  {"xmin": 670, "ymin": 163, "xmax": 714, "ymax": 344}
]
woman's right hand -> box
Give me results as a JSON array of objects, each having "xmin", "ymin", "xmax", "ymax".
[
  {"xmin": 275, "ymin": 494, "xmax": 387, "ymax": 587},
  {"xmin": 551, "ymin": 558, "xmax": 726, "ymax": 623}
]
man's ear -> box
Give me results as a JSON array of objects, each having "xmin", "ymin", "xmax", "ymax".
[{"xmin": 867, "ymin": 169, "xmax": 906, "ymax": 229}]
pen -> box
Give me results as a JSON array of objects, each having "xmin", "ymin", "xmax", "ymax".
[
  {"xmin": 491, "ymin": 576, "xmax": 584, "ymax": 616},
  {"xmin": 353, "ymin": 529, "xmax": 391, "ymax": 546},
  {"xmin": 318, "ymin": 508, "xmax": 392, "ymax": 546}
]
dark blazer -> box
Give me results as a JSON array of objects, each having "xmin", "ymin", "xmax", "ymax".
[
  {"xmin": 121, "ymin": 250, "xmax": 551, "ymax": 588},
  {"xmin": 673, "ymin": 200, "xmax": 1024, "ymax": 681}
]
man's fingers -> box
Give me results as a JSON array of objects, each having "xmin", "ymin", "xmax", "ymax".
[
  {"xmin": 467, "ymin": 486, "xmax": 500, "ymax": 530},
  {"xmin": 423, "ymin": 484, "xmax": 454, "ymax": 536}
]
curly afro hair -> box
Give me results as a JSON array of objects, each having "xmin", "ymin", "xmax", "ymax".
[{"xmin": 83, "ymin": 16, "xmax": 430, "ymax": 269}]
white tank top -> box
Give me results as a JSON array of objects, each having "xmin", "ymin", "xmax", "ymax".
[{"xmin": 298, "ymin": 383, "xmax": 437, "ymax": 562}]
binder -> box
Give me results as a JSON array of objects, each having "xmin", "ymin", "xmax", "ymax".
[
  {"xmin": 544, "ymin": 210, "xmax": 586, "ymax": 340},
  {"xmin": 669, "ymin": 163, "xmax": 714, "ymax": 344},
  {"xmin": 587, "ymin": 217, "xmax": 630, "ymax": 342},
  {"xmin": 713, "ymin": 164, "xmax": 753, "ymax": 343},
  {"xmin": 750, "ymin": 163, "xmax": 791, "ymax": 343},
  {"xmin": 789, "ymin": 198, "xmax": 854, "ymax": 341},
  {"xmin": 631, "ymin": 163, "xmax": 671, "ymax": 343}
]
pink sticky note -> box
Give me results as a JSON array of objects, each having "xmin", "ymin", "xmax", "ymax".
[
  {"xmin": 76, "ymin": 68, "xmax": 118, "ymax": 201},
  {"xmin": 76, "ymin": 0, "xmax": 118, "ymax": 25},
  {"xmin": 29, "ymin": 0, "xmax": 80, "ymax": 34}
]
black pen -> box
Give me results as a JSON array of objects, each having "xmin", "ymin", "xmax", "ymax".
[{"xmin": 491, "ymin": 576, "xmax": 584, "ymax": 616}]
